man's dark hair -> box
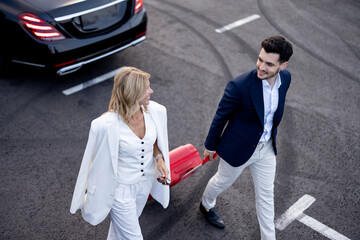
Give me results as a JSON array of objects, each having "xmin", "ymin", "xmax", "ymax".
[{"xmin": 261, "ymin": 36, "xmax": 293, "ymax": 63}]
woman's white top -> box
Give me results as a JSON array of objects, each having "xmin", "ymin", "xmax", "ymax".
[
  {"xmin": 117, "ymin": 110, "xmax": 157, "ymax": 184},
  {"xmin": 70, "ymin": 101, "xmax": 170, "ymax": 226}
]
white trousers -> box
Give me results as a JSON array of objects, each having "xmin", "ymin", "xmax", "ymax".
[
  {"xmin": 107, "ymin": 176, "xmax": 155, "ymax": 240},
  {"xmin": 202, "ymin": 140, "xmax": 276, "ymax": 240}
]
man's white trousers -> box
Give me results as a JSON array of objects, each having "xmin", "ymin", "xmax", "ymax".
[{"xmin": 202, "ymin": 140, "xmax": 276, "ymax": 240}]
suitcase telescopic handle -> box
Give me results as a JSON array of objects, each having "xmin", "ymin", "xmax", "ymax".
[
  {"xmin": 180, "ymin": 152, "xmax": 219, "ymax": 180},
  {"xmin": 202, "ymin": 152, "xmax": 219, "ymax": 165}
]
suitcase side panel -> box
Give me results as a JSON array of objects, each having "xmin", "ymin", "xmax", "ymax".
[{"xmin": 169, "ymin": 144, "xmax": 202, "ymax": 186}]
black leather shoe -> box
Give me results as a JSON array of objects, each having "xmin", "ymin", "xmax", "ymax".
[{"xmin": 199, "ymin": 202, "xmax": 225, "ymax": 229}]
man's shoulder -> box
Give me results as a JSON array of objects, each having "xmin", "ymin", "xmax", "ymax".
[
  {"xmin": 280, "ymin": 69, "xmax": 291, "ymax": 85},
  {"xmin": 280, "ymin": 69, "xmax": 291, "ymax": 79},
  {"xmin": 228, "ymin": 69, "xmax": 257, "ymax": 91}
]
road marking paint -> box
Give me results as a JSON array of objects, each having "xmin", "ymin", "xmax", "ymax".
[
  {"xmin": 275, "ymin": 194, "xmax": 351, "ymax": 240},
  {"xmin": 297, "ymin": 213, "xmax": 351, "ymax": 240},
  {"xmin": 275, "ymin": 194, "xmax": 316, "ymax": 230},
  {"xmin": 62, "ymin": 68, "xmax": 123, "ymax": 95},
  {"xmin": 215, "ymin": 14, "xmax": 261, "ymax": 33}
]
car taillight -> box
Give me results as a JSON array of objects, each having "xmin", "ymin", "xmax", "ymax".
[
  {"xmin": 134, "ymin": 0, "xmax": 144, "ymax": 14},
  {"xmin": 18, "ymin": 13, "xmax": 65, "ymax": 41}
]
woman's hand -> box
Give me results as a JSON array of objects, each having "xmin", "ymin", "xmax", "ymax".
[
  {"xmin": 153, "ymin": 140, "xmax": 169, "ymax": 184},
  {"xmin": 156, "ymin": 157, "xmax": 169, "ymax": 179}
]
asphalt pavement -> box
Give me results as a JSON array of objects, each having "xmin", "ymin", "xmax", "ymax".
[{"xmin": 1, "ymin": 0, "xmax": 359, "ymax": 239}]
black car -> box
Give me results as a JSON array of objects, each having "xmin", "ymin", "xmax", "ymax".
[{"xmin": 0, "ymin": 0, "xmax": 147, "ymax": 75}]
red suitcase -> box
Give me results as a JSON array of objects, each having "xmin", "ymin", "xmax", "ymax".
[
  {"xmin": 168, "ymin": 144, "xmax": 202, "ymax": 186},
  {"xmin": 149, "ymin": 144, "xmax": 217, "ymax": 199},
  {"xmin": 169, "ymin": 144, "xmax": 218, "ymax": 186}
]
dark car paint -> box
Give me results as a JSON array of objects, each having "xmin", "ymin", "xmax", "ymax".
[{"xmin": 0, "ymin": 0, "xmax": 147, "ymax": 75}]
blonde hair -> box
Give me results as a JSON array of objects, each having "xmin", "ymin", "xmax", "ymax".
[{"xmin": 108, "ymin": 67, "xmax": 150, "ymax": 124}]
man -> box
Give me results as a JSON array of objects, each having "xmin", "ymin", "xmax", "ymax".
[{"xmin": 199, "ymin": 36, "xmax": 293, "ymax": 240}]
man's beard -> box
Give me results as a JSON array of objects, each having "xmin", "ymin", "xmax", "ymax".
[{"xmin": 257, "ymin": 67, "xmax": 280, "ymax": 80}]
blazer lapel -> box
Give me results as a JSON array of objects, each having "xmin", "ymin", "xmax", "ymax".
[
  {"xmin": 275, "ymin": 85, "xmax": 285, "ymax": 123},
  {"xmin": 249, "ymin": 76, "xmax": 264, "ymax": 126},
  {"xmin": 273, "ymin": 72, "xmax": 288, "ymax": 127},
  {"xmin": 107, "ymin": 116, "xmax": 120, "ymax": 176}
]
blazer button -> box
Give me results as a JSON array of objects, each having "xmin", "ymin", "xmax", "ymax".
[
  {"xmin": 141, "ymin": 156, "xmax": 144, "ymax": 158},
  {"xmin": 142, "ymin": 149, "xmax": 144, "ymax": 152},
  {"xmin": 141, "ymin": 170, "xmax": 144, "ymax": 172},
  {"xmin": 141, "ymin": 163, "xmax": 144, "ymax": 165},
  {"xmin": 141, "ymin": 142, "xmax": 144, "ymax": 144}
]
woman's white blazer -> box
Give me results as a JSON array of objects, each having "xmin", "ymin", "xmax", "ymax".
[{"xmin": 70, "ymin": 101, "xmax": 170, "ymax": 226}]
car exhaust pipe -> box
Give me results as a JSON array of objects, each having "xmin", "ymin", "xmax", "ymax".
[{"xmin": 57, "ymin": 63, "xmax": 84, "ymax": 76}]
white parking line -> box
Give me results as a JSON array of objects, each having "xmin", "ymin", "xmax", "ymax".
[
  {"xmin": 275, "ymin": 194, "xmax": 351, "ymax": 240},
  {"xmin": 62, "ymin": 67, "xmax": 123, "ymax": 95},
  {"xmin": 215, "ymin": 14, "xmax": 261, "ymax": 33},
  {"xmin": 275, "ymin": 194, "xmax": 316, "ymax": 230},
  {"xmin": 297, "ymin": 213, "xmax": 351, "ymax": 240}
]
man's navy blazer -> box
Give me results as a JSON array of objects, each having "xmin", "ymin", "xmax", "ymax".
[{"xmin": 205, "ymin": 68, "xmax": 291, "ymax": 167}]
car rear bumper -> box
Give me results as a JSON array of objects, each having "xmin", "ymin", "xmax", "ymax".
[
  {"xmin": 56, "ymin": 35, "xmax": 145, "ymax": 75},
  {"xmin": 7, "ymin": 10, "xmax": 147, "ymax": 75}
]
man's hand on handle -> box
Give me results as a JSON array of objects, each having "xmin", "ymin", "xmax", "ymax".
[{"xmin": 204, "ymin": 149, "xmax": 216, "ymax": 161}]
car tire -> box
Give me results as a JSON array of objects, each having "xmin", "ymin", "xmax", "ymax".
[{"xmin": 0, "ymin": 47, "xmax": 9, "ymax": 76}]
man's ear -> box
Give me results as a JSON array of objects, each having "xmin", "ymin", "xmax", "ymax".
[{"xmin": 280, "ymin": 61, "xmax": 288, "ymax": 71}]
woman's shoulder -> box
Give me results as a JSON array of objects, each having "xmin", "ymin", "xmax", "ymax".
[
  {"xmin": 148, "ymin": 101, "xmax": 166, "ymax": 112},
  {"xmin": 91, "ymin": 111, "xmax": 120, "ymax": 129}
]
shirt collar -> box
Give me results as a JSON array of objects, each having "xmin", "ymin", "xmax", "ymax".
[{"xmin": 262, "ymin": 73, "xmax": 282, "ymax": 89}]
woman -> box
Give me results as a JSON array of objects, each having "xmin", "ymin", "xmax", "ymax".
[{"xmin": 70, "ymin": 67, "xmax": 170, "ymax": 239}]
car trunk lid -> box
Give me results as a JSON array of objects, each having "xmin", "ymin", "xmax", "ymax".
[{"xmin": 24, "ymin": 0, "xmax": 130, "ymax": 36}]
